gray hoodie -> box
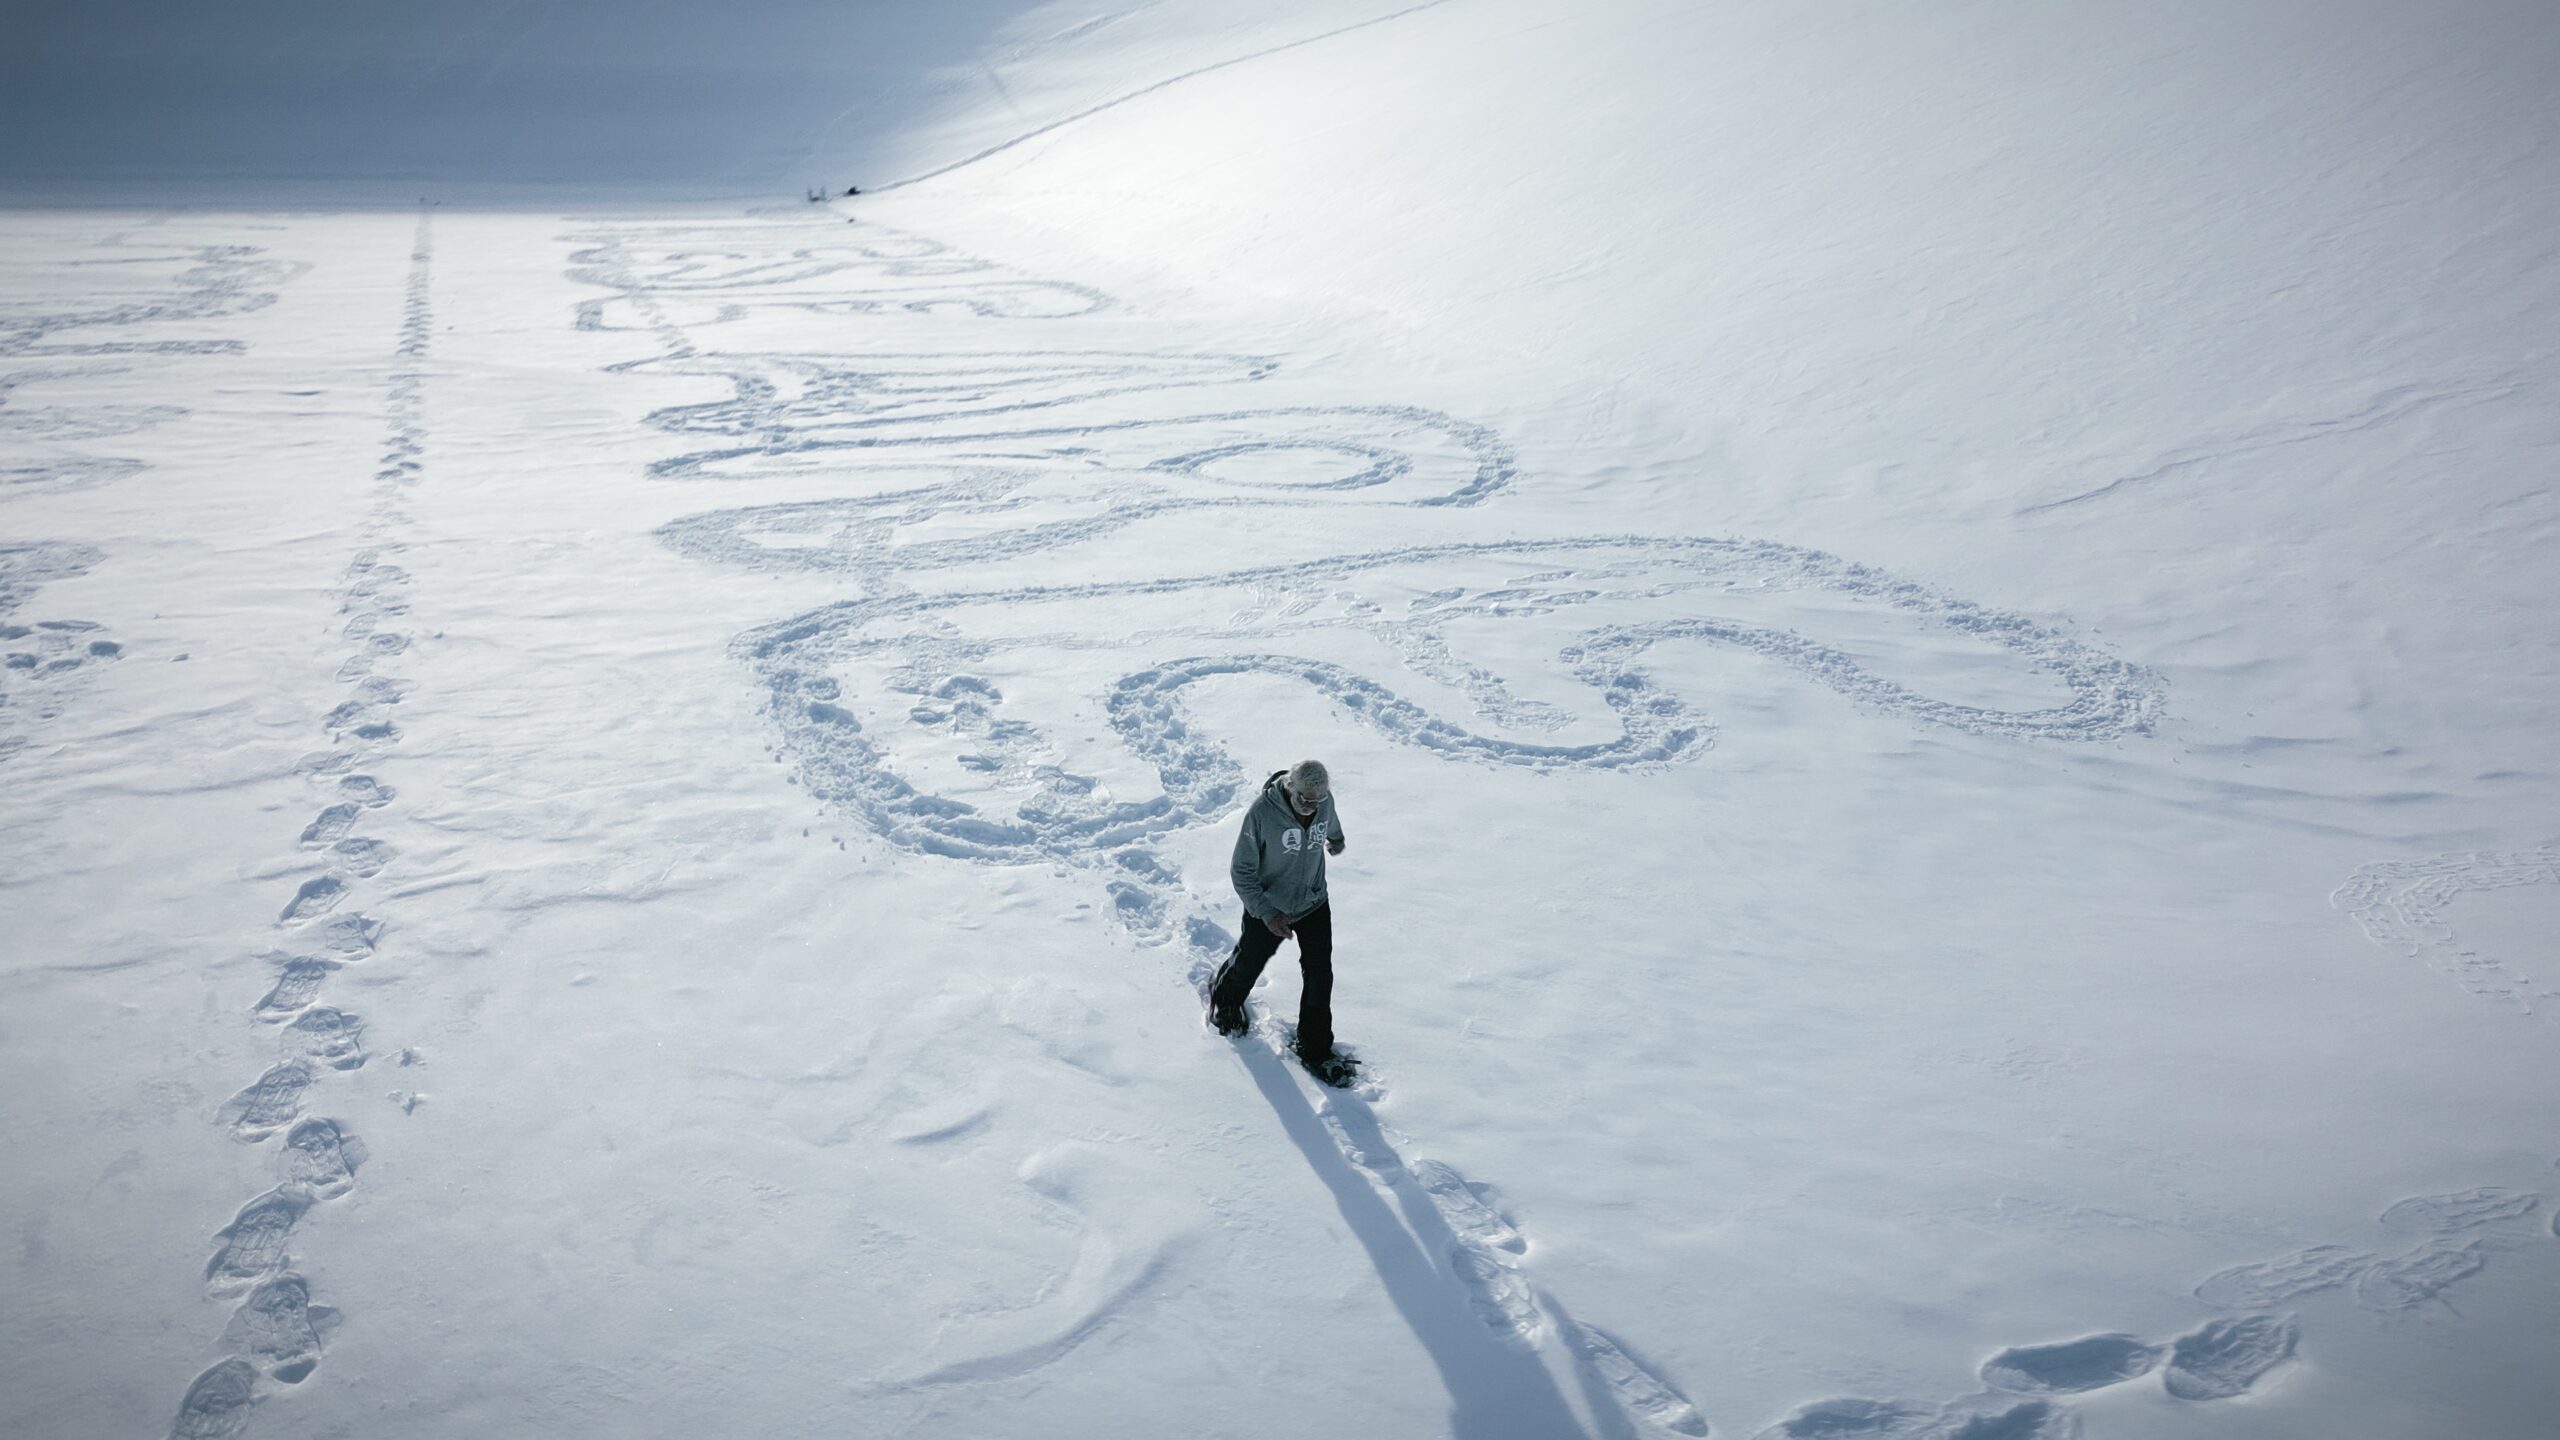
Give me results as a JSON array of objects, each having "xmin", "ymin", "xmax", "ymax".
[{"xmin": 1229, "ymin": 769, "xmax": 1346, "ymax": 924}]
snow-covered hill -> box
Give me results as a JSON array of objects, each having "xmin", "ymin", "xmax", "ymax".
[{"xmin": 5, "ymin": 4, "xmax": 2556, "ymax": 1438}]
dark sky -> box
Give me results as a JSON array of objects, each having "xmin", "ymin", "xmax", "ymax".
[{"xmin": 1, "ymin": 1, "xmax": 1052, "ymax": 199}]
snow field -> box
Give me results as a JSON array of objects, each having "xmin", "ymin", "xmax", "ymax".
[{"xmin": 5, "ymin": 3, "xmax": 2559, "ymax": 1437}]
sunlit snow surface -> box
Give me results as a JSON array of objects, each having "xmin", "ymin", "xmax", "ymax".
[{"xmin": 5, "ymin": 4, "xmax": 2559, "ymax": 1439}]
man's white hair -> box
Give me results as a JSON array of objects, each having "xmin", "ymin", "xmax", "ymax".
[{"xmin": 1287, "ymin": 758, "xmax": 1331, "ymax": 797}]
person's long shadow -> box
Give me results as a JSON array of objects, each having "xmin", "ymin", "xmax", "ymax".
[{"xmin": 1235, "ymin": 1040, "xmax": 1596, "ymax": 1440}]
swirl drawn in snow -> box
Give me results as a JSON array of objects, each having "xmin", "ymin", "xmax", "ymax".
[
  {"xmin": 0, "ymin": 237, "xmax": 306, "ymax": 358},
  {"xmin": 2332, "ymin": 848, "xmax": 2560, "ymax": 1016},
  {"xmin": 2, "ymin": 231, "xmax": 302, "ymax": 510},
  {"xmin": 575, "ymin": 207, "xmax": 2172, "ymax": 1438},
  {"xmin": 733, "ymin": 535, "xmax": 2159, "ymax": 874}
]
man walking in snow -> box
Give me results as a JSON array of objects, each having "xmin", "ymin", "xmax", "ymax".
[{"xmin": 1210, "ymin": 758, "xmax": 1356, "ymax": 1086}]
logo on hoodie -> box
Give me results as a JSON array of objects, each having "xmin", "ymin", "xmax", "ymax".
[{"xmin": 1282, "ymin": 828, "xmax": 1303, "ymax": 853}]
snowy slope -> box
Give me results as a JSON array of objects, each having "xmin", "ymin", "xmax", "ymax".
[
  {"xmin": 0, "ymin": 0, "xmax": 1465, "ymax": 204},
  {"xmin": 4, "ymin": 4, "xmax": 2557, "ymax": 1439}
]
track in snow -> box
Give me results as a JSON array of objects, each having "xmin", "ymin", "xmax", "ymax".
[
  {"xmin": 0, "ymin": 219, "xmax": 304, "ymax": 518},
  {"xmin": 153, "ymin": 212, "xmax": 434, "ymax": 1435},
  {"xmin": 2, "ymin": 226, "xmax": 310, "ymax": 758},
  {"xmin": 2332, "ymin": 848, "xmax": 2560, "ymax": 1017},
  {"xmin": 1759, "ymin": 1169, "xmax": 2560, "ymax": 1433}
]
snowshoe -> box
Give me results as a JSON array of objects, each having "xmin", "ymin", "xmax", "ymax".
[{"xmin": 1298, "ymin": 1047, "xmax": 1360, "ymax": 1088}]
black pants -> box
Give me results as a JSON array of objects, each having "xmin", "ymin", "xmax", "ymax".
[{"xmin": 1211, "ymin": 902, "xmax": 1333, "ymax": 1056}]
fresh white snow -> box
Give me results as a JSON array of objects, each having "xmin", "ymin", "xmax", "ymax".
[{"xmin": 4, "ymin": 4, "xmax": 2557, "ymax": 1439}]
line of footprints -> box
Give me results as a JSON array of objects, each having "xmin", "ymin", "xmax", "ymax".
[
  {"xmin": 176, "ymin": 603, "xmax": 407, "ymax": 1437},
  {"xmin": 1755, "ymin": 1182, "xmax": 2556, "ymax": 1439},
  {"xmin": 174, "ymin": 219, "xmax": 432, "ymax": 1440}
]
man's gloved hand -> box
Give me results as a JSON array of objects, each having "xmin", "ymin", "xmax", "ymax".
[
  {"xmin": 1265, "ymin": 914, "xmax": 1292, "ymax": 938},
  {"xmin": 1326, "ymin": 835, "xmax": 1344, "ymax": 856}
]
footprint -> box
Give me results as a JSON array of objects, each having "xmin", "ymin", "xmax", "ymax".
[
  {"xmin": 281, "ymin": 1008, "xmax": 365, "ymax": 1070},
  {"xmin": 2376, "ymin": 1187, "xmax": 2544, "ymax": 1240},
  {"xmin": 2193, "ymin": 1244, "xmax": 2374, "ymax": 1309},
  {"xmin": 1754, "ymin": 1397, "xmax": 1937, "ymax": 1439},
  {"xmin": 326, "ymin": 836, "xmax": 394, "ymax": 879},
  {"xmin": 204, "ymin": 1189, "xmax": 310, "ymax": 1291},
  {"xmin": 281, "ymin": 1118, "xmax": 366, "ymax": 1197},
  {"xmin": 217, "ymin": 1062, "xmax": 313, "ymax": 1139},
  {"xmin": 296, "ymin": 803, "xmax": 359, "ymax": 846},
  {"xmin": 1309, "ymin": 1104, "xmax": 1537, "ymax": 1348},
  {"xmin": 1978, "ymin": 1334, "xmax": 2162, "ymax": 1395},
  {"xmin": 278, "ymin": 876, "xmax": 345, "ymax": 923},
  {"xmin": 2353, "ymin": 1239, "xmax": 2486, "ymax": 1311},
  {"xmin": 169, "ymin": 1357, "xmax": 257, "ymax": 1440},
  {"xmin": 0, "ymin": 611, "xmax": 123, "ymax": 718},
  {"xmin": 1412, "ymin": 1158, "xmax": 1525, "ymax": 1254},
  {"xmin": 1449, "ymin": 1243, "xmax": 1544, "ymax": 1348},
  {"xmin": 1754, "ymin": 1395, "xmax": 2075, "ymax": 1440},
  {"xmin": 306, "ymin": 913, "xmax": 382, "ymax": 958},
  {"xmin": 1932, "ymin": 1398, "xmax": 2078, "ymax": 1440},
  {"xmin": 1319, "ymin": 1106, "xmax": 1403, "ymax": 1180},
  {"xmin": 293, "ymin": 749, "xmax": 356, "ymax": 778},
  {"xmin": 253, "ymin": 958, "xmax": 333, "ymax": 1020},
  {"xmin": 1564, "ymin": 1319, "xmax": 1708, "ymax": 1436},
  {"xmin": 341, "ymin": 595, "xmax": 411, "ymax": 625},
  {"xmin": 223, "ymin": 1273, "xmax": 335, "ymax": 1384},
  {"xmin": 337, "ymin": 774, "xmax": 396, "ymax": 807},
  {"xmin": 2162, "ymin": 1314, "xmax": 2295, "ymax": 1401}
]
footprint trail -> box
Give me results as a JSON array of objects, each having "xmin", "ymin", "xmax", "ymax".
[{"xmin": 166, "ymin": 210, "xmax": 434, "ymax": 1435}]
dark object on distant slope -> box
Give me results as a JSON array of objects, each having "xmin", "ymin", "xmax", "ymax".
[{"xmin": 844, "ymin": 185, "xmax": 861, "ymax": 196}]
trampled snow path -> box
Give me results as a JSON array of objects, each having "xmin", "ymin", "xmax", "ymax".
[{"xmin": 544, "ymin": 208, "xmax": 2560, "ymax": 1437}]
